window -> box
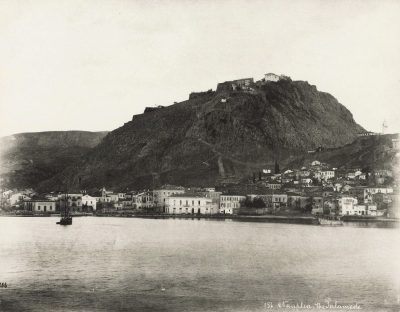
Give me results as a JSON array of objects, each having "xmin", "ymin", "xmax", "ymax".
[
  {"xmin": 198, "ymin": 201, "xmax": 200, "ymax": 205},
  {"xmin": 38, "ymin": 206, "xmax": 41, "ymax": 210}
]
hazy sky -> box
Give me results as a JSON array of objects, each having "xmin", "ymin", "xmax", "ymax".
[{"xmin": 0, "ymin": 0, "xmax": 399, "ymax": 137}]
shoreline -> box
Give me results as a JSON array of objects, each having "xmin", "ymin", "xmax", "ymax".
[{"xmin": 1, "ymin": 213, "xmax": 399, "ymax": 224}]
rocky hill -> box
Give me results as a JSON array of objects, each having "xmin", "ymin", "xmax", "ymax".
[
  {"xmin": 37, "ymin": 78, "xmax": 366, "ymax": 191},
  {"xmin": 287, "ymin": 133, "xmax": 398, "ymax": 170},
  {"xmin": 0, "ymin": 131, "xmax": 108, "ymax": 189}
]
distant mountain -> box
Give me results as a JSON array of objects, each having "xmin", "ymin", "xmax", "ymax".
[
  {"xmin": 0, "ymin": 131, "xmax": 108, "ymax": 189},
  {"xmin": 38, "ymin": 78, "xmax": 366, "ymax": 191}
]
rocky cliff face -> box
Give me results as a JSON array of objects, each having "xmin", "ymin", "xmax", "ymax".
[
  {"xmin": 38, "ymin": 79, "xmax": 365, "ymax": 191},
  {"xmin": 0, "ymin": 131, "xmax": 108, "ymax": 189}
]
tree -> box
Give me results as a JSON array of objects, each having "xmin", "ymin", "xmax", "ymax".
[
  {"xmin": 253, "ymin": 197, "xmax": 266, "ymax": 208},
  {"xmin": 304, "ymin": 196, "xmax": 313, "ymax": 214},
  {"xmin": 244, "ymin": 197, "xmax": 253, "ymax": 208},
  {"xmin": 274, "ymin": 161, "xmax": 280, "ymax": 174}
]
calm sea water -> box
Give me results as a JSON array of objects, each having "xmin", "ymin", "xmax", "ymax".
[{"xmin": 0, "ymin": 217, "xmax": 399, "ymax": 312}]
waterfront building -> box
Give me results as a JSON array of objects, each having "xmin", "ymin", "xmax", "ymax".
[
  {"xmin": 352, "ymin": 205, "xmax": 367, "ymax": 216},
  {"xmin": 99, "ymin": 187, "xmax": 119, "ymax": 203},
  {"xmin": 24, "ymin": 200, "xmax": 56, "ymax": 213},
  {"xmin": 153, "ymin": 186, "xmax": 185, "ymax": 212},
  {"xmin": 58, "ymin": 193, "xmax": 83, "ymax": 211},
  {"xmin": 82, "ymin": 195, "xmax": 97, "ymax": 211},
  {"xmin": 338, "ymin": 197, "xmax": 358, "ymax": 215},
  {"xmin": 287, "ymin": 193, "xmax": 308, "ymax": 210},
  {"xmin": 132, "ymin": 191, "xmax": 154, "ymax": 210},
  {"xmin": 202, "ymin": 190, "xmax": 222, "ymax": 210},
  {"xmin": 166, "ymin": 194, "xmax": 217, "ymax": 215},
  {"xmin": 263, "ymin": 193, "xmax": 288, "ymax": 210},
  {"xmin": 220, "ymin": 195, "xmax": 246, "ymax": 214}
]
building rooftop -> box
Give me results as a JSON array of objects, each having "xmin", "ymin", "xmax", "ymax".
[{"xmin": 168, "ymin": 193, "xmax": 207, "ymax": 198}]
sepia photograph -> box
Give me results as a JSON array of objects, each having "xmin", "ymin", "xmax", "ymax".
[{"xmin": 0, "ymin": 0, "xmax": 399, "ymax": 311}]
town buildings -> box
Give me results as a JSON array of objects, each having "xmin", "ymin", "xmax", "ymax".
[{"xmin": 2, "ymin": 152, "xmax": 397, "ymax": 219}]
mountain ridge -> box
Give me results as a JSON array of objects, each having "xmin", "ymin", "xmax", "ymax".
[
  {"xmin": 36, "ymin": 78, "xmax": 366, "ymax": 191},
  {"xmin": 0, "ymin": 131, "xmax": 108, "ymax": 189}
]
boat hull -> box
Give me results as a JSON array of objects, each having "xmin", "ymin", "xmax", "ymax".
[{"xmin": 56, "ymin": 217, "xmax": 73, "ymax": 225}]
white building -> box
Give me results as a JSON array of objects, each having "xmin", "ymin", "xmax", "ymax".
[
  {"xmin": 132, "ymin": 192, "xmax": 154, "ymax": 210},
  {"xmin": 153, "ymin": 187, "xmax": 185, "ymax": 212},
  {"xmin": 321, "ymin": 171, "xmax": 335, "ymax": 181},
  {"xmin": 9, "ymin": 193, "xmax": 31, "ymax": 206},
  {"xmin": 24, "ymin": 200, "xmax": 56, "ymax": 213},
  {"xmin": 166, "ymin": 195, "xmax": 217, "ymax": 215},
  {"xmin": 301, "ymin": 178, "xmax": 313, "ymax": 186},
  {"xmin": 99, "ymin": 187, "xmax": 119, "ymax": 203},
  {"xmin": 82, "ymin": 195, "xmax": 97, "ymax": 211},
  {"xmin": 365, "ymin": 187, "xmax": 393, "ymax": 195},
  {"xmin": 366, "ymin": 204, "xmax": 378, "ymax": 216},
  {"xmin": 338, "ymin": 197, "xmax": 358, "ymax": 215},
  {"xmin": 352, "ymin": 205, "xmax": 367, "ymax": 216},
  {"xmin": 267, "ymin": 183, "xmax": 281, "ymax": 190},
  {"xmin": 220, "ymin": 195, "xmax": 246, "ymax": 214}
]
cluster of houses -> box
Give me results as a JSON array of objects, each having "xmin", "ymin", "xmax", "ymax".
[
  {"xmin": 0, "ymin": 186, "xmax": 244, "ymax": 216},
  {"xmin": 0, "ymin": 159, "xmax": 398, "ymax": 218},
  {"xmin": 244, "ymin": 159, "xmax": 398, "ymax": 217}
]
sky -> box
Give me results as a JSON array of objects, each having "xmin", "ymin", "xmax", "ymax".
[{"xmin": 0, "ymin": 0, "xmax": 399, "ymax": 137}]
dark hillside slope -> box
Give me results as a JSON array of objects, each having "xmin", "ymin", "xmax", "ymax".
[{"xmin": 38, "ymin": 79, "xmax": 365, "ymax": 191}]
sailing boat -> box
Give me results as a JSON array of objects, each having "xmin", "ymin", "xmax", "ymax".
[{"xmin": 57, "ymin": 193, "xmax": 72, "ymax": 225}]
